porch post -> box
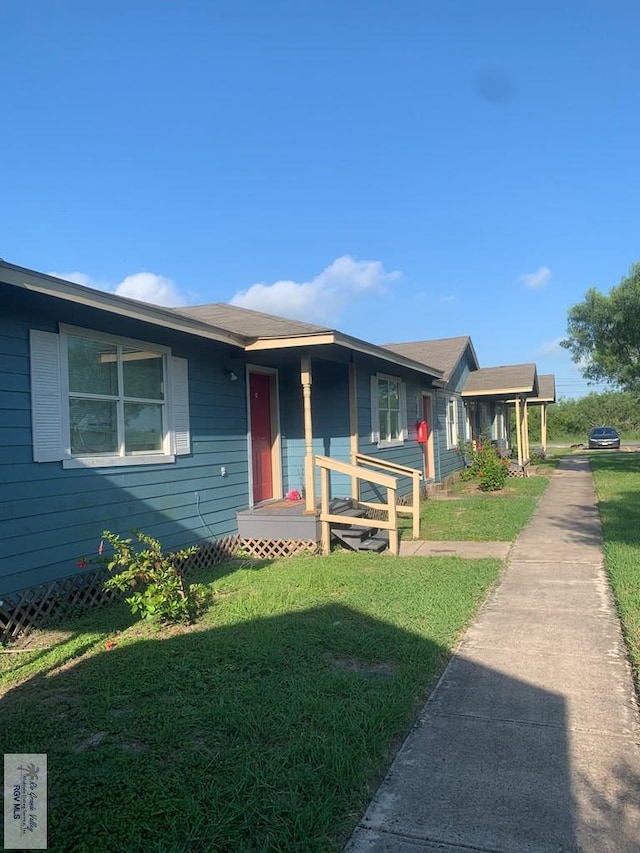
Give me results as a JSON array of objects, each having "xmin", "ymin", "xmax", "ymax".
[
  {"xmin": 514, "ymin": 397, "xmax": 523, "ymax": 467},
  {"xmin": 523, "ymin": 399, "xmax": 530, "ymax": 462},
  {"xmin": 301, "ymin": 354, "xmax": 316, "ymax": 513},
  {"xmin": 349, "ymin": 361, "xmax": 359, "ymax": 501},
  {"xmin": 541, "ymin": 403, "xmax": 548, "ymax": 454}
]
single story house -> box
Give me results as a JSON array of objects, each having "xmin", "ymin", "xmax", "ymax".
[{"xmin": 0, "ymin": 260, "xmax": 553, "ymax": 610}]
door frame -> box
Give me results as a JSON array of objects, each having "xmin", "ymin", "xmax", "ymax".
[
  {"xmin": 421, "ymin": 392, "xmax": 435, "ymax": 480},
  {"xmin": 246, "ymin": 365, "xmax": 282, "ymax": 505}
]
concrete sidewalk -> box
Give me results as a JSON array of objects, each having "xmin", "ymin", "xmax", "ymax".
[
  {"xmin": 399, "ymin": 540, "xmax": 512, "ymax": 560},
  {"xmin": 345, "ymin": 457, "xmax": 640, "ymax": 853}
]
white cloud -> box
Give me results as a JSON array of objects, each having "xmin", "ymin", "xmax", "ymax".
[
  {"xmin": 114, "ymin": 273, "xmax": 186, "ymax": 306},
  {"xmin": 536, "ymin": 337, "xmax": 564, "ymax": 355},
  {"xmin": 49, "ymin": 270, "xmax": 189, "ymax": 307},
  {"xmin": 518, "ymin": 265, "xmax": 552, "ymax": 290},
  {"xmin": 230, "ymin": 255, "xmax": 401, "ymax": 324},
  {"xmin": 439, "ymin": 295, "xmax": 458, "ymax": 304}
]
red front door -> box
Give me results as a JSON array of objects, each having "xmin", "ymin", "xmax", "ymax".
[
  {"xmin": 422, "ymin": 396, "xmax": 432, "ymax": 478},
  {"xmin": 250, "ymin": 372, "xmax": 273, "ymax": 502}
]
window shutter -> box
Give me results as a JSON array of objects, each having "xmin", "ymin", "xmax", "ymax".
[
  {"xmin": 407, "ymin": 392, "xmax": 418, "ymax": 441},
  {"xmin": 30, "ymin": 330, "xmax": 64, "ymax": 462},
  {"xmin": 170, "ymin": 356, "xmax": 191, "ymax": 456},
  {"xmin": 399, "ymin": 382, "xmax": 408, "ymax": 440},
  {"xmin": 370, "ymin": 375, "xmax": 380, "ymax": 444}
]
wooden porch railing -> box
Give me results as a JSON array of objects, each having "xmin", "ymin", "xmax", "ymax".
[
  {"xmin": 315, "ymin": 455, "xmax": 400, "ymax": 556},
  {"xmin": 353, "ymin": 453, "xmax": 421, "ymax": 539}
]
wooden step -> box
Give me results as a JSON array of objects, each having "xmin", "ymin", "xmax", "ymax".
[
  {"xmin": 330, "ymin": 523, "xmax": 387, "ymax": 552},
  {"xmin": 356, "ymin": 531, "xmax": 389, "ymax": 552}
]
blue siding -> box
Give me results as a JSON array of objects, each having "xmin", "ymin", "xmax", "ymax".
[
  {"xmin": 355, "ymin": 355, "xmax": 436, "ymax": 502},
  {"xmin": 434, "ymin": 342, "xmax": 479, "ymax": 481},
  {"xmin": 279, "ymin": 359, "xmax": 351, "ymax": 499},
  {"xmin": 434, "ymin": 390, "xmax": 467, "ymax": 481},
  {"xmin": 0, "ymin": 284, "xmax": 249, "ymax": 597}
]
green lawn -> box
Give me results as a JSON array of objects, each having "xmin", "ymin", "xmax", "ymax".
[
  {"xmin": 589, "ymin": 452, "xmax": 640, "ymax": 690},
  {"xmin": 400, "ymin": 472, "xmax": 551, "ymax": 541},
  {"xmin": 1, "ymin": 552, "xmax": 501, "ymax": 853}
]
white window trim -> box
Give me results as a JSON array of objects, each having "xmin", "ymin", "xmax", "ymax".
[
  {"xmin": 446, "ymin": 396, "xmax": 460, "ymax": 449},
  {"xmin": 370, "ymin": 373, "xmax": 407, "ymax": 448},
  {"xmin": 30, "ymin": 326, "xmax": 190, "ymax": 469}
]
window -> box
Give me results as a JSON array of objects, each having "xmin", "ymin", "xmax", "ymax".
[
  {"xmin": 371, "ymin": 374, "xmax": 407, "ymax": 446},
  {"xmin": 30, "ymin": 326, "xmax": 190, "ymax": 468},
  {"xmin": 446, "ymin": 397, "xmax": 459, "ymax": 448}
]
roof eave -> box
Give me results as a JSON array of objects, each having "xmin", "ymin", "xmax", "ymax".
[
  {"xmin": 0, "ymin": 261, "xmax": 247, "ymax": 349},
  {"xmin": 245, "ymin": 330, "xmax": 444, "ymax": 379},
  {"xmin": 462, "ymin": 386, "xmax": 536, "ymax": 398}
]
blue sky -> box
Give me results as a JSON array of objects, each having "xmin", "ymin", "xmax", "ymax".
[{"xmin": 3, "ymin": 1, "xmax": 639, "ymax": 397}]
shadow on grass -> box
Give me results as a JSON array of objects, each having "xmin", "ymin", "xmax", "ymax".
[
  {"xmin": 1, "ymin": 600, "xmax": 586, "ymax": 853},
  {"xmin": 2, "ymin": 557, "xmax": 276, "ymax": 675}
]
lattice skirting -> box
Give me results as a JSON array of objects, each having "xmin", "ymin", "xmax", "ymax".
[
  {"xmin": 1, "ymin": 534, "xmax": 320, "ymax": 644},
  {"xmin": 0, "ymin": 566, "xmax": 119, "ymax": 645},
  {"xmin": 1, "ymin": 535, "xmax": 239, "ymax": 645},
  {"xmin": 237, "ymin": 539, "xmax": 319, "ymax": 559},
  {"xmin": 182, "ymin": 535, "xmax": 241, "ymax": 572}
]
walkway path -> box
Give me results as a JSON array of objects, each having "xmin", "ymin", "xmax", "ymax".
[
  {"xmin": 399, "ymin": 539, "xmax": 511, "ymax": 560},
  {"xmin": 346, "ymin": 456, "xmax": 640, "ymax": 852}
]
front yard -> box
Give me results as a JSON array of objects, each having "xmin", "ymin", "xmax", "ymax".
[
  {"xmin": 1, "ymin": 552, "xmax": 501, "ymax": 853},
  {"xmin": 0, "ymin": 461, "xmax": 562, "ymax": 851},
  {"xmin": 400, "ymin": 465, "xmax": 554, "ymax": 541}
]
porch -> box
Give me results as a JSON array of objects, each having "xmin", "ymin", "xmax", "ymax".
[
  {"xmin": 237, "ymin": 454, "xmax": 422, "ymax": 555},
  {"xmin": 462, "ymin": 367, "xmax": 556, "ymax": 471}
]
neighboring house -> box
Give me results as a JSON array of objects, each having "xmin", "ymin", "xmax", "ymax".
[
  {"xmin": 0, "ymin": 261, "xmax": 554, "ymax": 605},
  {"xmin": 384, "ymin": 337, "xmax": 550, "ymax": 461},
  {"xmin": 1, "ymin": 261, "xmax": 444, "ymax": 598},
  {"xmin": 525, "ymin": 374, "xmax": 557, "ymax": 455},
  {"xmin": 382, "ymin": 336, "xmax": 479, "ymax": 482}
]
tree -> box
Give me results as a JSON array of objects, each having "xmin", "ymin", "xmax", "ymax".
[{"xmin": 562, "ymin": 262, "xmax": 640, "ymax": 393}]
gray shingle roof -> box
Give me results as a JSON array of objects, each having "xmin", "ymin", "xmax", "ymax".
[
  {"xmin": 382, "ymin": 336, "xmax": 476, "ymax": 382},
  {"xmin": 462, "ymin": 364, "xmax": 538, "ymax": 397},
  {"xmin": 171, "ymin": 303, "xmax": 331, "ymax": 340},
  {"xmin": 529, "ymin": 374, "xmax": 556, "ymax": 403}
]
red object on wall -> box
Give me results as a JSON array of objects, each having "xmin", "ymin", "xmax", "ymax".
[{"xmin": 416, "ymin": 420, "xmax": 428, "ymax": 443}]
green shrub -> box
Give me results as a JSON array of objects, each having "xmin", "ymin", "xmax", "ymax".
[
  {"xmin": 460, "ymin": 441, "xmax": 509, "ymax": 492},
  {"xmin": 99, "ymin": 530, "xmax": 205, "ymax": 625}
]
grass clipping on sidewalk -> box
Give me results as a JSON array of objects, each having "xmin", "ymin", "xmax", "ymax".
[{"xmin": 1, "ymin": 552, "xmax": 501, "ymax": 853}]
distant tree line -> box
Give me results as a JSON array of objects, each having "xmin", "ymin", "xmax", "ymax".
[{"xmin": 524, "ymin": 391, "xmax": 640, "ymax": 442}]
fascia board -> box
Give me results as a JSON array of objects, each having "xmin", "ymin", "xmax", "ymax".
[{"xmin": 1, "ymin": 262, "xmax": 246, "ymax": 348}]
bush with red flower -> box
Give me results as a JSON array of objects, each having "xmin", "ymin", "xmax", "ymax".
[
  {"xmin": 82, "ymin": 530, "xmax": 206, "ymax": 626},
  {"xmin": 460, "ymin": 438, "xmax": 509, "ymax": 491}
]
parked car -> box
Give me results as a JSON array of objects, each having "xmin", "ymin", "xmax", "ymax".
[{"xmin": 588, "ymin": 426, "xmax": 621, "ymax": 450}]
